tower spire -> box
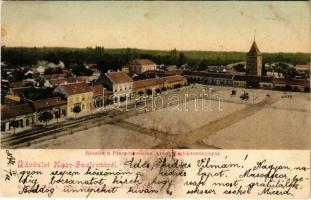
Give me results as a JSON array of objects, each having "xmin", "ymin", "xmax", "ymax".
[{"xmin": 253, "ymin": 29, "xmax": 256, "ymax": 42}]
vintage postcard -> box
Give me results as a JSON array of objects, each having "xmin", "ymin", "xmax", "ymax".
[{"xmin": 0, "ymin": 1, "xmax": 310, "ymax": 199}]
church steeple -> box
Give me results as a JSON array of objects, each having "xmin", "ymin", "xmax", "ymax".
[
  {"xmin": 246, "ymin": 40, "xmax": 262, "ymax": 76},
  {"xmin": 248, "ymin": 40, "xmax": 261, "ymax": 55}
]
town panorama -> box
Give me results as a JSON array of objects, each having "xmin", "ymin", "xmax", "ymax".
[{"xmin": 1, "ymin": 40, "xmax": 310, "ymax": 149}]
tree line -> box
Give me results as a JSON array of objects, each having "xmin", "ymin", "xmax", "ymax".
[{"xmin": 1, "ymin": 46, "xmax": 309, "ymax": 72}]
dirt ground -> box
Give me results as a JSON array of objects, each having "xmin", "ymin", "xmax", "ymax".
[
  {"xmin": 30, "ymin": 86, "xmax": 310, "ymax": 149},
  {"xmin": 205, "ymin": 92, "xmax": 310, "ymax": 149},
  {"xmin": 125, "ymin": 99, "xmax": 246, "ymax": 134},
  {"xmin": 31, "ymin": 124, "xmax": 162, "ymax": 149}
]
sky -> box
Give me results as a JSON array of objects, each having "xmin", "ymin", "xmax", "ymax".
[{"xmin": 1, "ymin": 1, "xmax": 310, "ymax": 53}]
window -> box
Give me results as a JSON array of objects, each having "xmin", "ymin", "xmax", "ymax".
[
  {"xmin": 82, "ymin": 95, "xmax": 85, "ymax": 101},
  {"xmin": 26, "ymin": 119, "xmax": 30, "ymax": 126},
  {"xmin": 62, "ymin": 109, "xmax": 66, "ymax": 116},
  {"xmin": 82, "ymin": 104, "xmax": 85, "ymax": 110}
]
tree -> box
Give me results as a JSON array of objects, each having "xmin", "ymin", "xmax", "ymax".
[
  {"xmin": 178, "ymin": 53, "xmax": 186, "ymax": 67},
  {"xmin": 73, "ymin": 105, "xmax": 81, "ymax": 118},
  {"xmin": 233, "ymin": 64, "xmax": 246, "ymax": 72},
  {"xmin": 170, "ymin": 48, "xmax": 177, "ymax": 57},
  {"xmin": 273, "ymin": 62, "xmax": 289, "ymax": 74},
  {"xmin": 11, "ymin": 69, "xmax": 26, "ymax": 82},
  {"xmin": 2, "ymin": 46, "xmax": 310, "ymax": 70},
  {"xmin": 105, "ymin": 99, "xmax": 113, "ymax": 106},
  {"xmin": 9, "ymin": 120, "xmax": 19, "ymax": 134},
  {"xmin": 146, "ymin": 89, "xmax": 153, "ymax": 96},
  {"xmin": 285, "ymin": 67, "xmax": 298, "ymax": 79},
  {"xmin": 273, "ymin": 63, "xmax": 298, "ymax": 78},
  {"xmin": 24, "ymin": 87, "xmax": 54, "ymax": 101},
  {"xmin": 39, "ymin": 111, "xmax": 53, "ymax": 126},
  {"xmin": 72, "ymin": 64, "xmax": 93, "ymax": 76},
  {"xmin": 44, "ymin": 67, "xmax": 63, "ymax": 75},
  {"xmin": 261, "ymin": 64, "xmax": 267, "ymax": 76},
  {"xmin": 198, "ymin": 59, "xmax": 209, "ymax": 71},
  {"xmin": 169, "ymin": 48, "xmax": 178, "ymax": 65}
]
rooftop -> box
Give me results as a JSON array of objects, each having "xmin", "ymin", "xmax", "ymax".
[
  {"xmin": 133, "ymin": 78, "xmax": 163, "ymax": 89},
  {"xmin": 162, "ymin": 75, "xmax": 185, "ymax": 83},
  {"xmin": 133, "ymin": 75, "xmax": 185, "ymax": 89},
  {"xmin": 60, "ymin": 82, "xmax": 93, "ymax": 95},
  {"xmin": 247, "ymin": 40, "xmax": 261, "ymax": 55},
  {"xmin": 105, "ymin": 72, "xmax": 133, "ymax": 84},
  {"xmin": 295, "ymin": 64, "xmax": 310, "ymax": 70},
  {"xmin": 105, "ymin": 90, "xmax": 113, "ymax": 95},
  {"xmin": 183, "ymin": 71, "xmax": 273, "ymax": 82},
  {"xmin": 1, "ymin": 103, "xmax": 35, "ymax": 119},
  {"xmin": 32, "ymin": 97, "xmax": 66, "ymax": 111},
  {"xmin": 43, "ymin": 74, "xmax": 66, "ymax": 80},
  {"xmin": 10, "ymin": 81, "xmax": 34, "ymax": 88},
  {"xmin": 183, "ymin": 71, "xmax": 234, "ymax": 79},
  {"xmin": 48, "ymin": 77, "xmax": 86, "ymax": 86},
  {"xmin": 233, "ymin": 75, "xmax": 273, "ymax": 82},
  {"xmin": 129, "ymin": 59, "xmax": 156, "ymax": 66},
  {"xmin": 274, "ymin": 78, "xmax": 308, "ymax": 86},
  {"xmin": 92, "ymin": 84, "xmax": 104, "ymax": 97}
]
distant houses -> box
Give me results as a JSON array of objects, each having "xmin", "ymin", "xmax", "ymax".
[
  {"xmin": 132, "ymin": 75, "xmax": 187, "ymax": 98},
  {"xmin": 1, "ymin": 67, "xmax": 189, "ymax": 133},
  {"xmin": 182, "ymin": 41, "xmax": 310, "ymax": 92},
  {"xmin": 183, "ymin": 71, "xmax": 310, "ymax": 92},
  {"xmin": 183, "ymin": 70, "xmax": 309, "ymax": 92},
  {"xmin": 128, "ymin": 59, "xmax": 157, "ymax": 74},
  {"xmin": 1, "ymin": 97, "xmax": 67, "ymax": 132},
  {"xmin": 1, "ymin": 43, "xmax": 310, "ymax": 134},
  {"xmin": 1, "ymin": 103, "xmax": 36, "ymax": 132},
  {"xmin": 54, "ymin": 82, "xmax": 94, "ymax": 118},
  {"xmin": 1, "ymin": 81, "xmax": 106, "ymax": 133},
  {"xmin": 32, "ymin": 97, "xmax": 67, "ymax": 121},
  {"xmin": 97, "ymin": 71, "xmax": 133, "ymax": 103},
  {"xmin": 295, "ymin": 64, "xmax": 310, "ymax": 73}
]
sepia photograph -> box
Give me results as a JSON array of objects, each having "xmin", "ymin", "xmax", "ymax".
[{"xmin": 1, "ymin": 1, "xmax": 310, "ymax": 150}]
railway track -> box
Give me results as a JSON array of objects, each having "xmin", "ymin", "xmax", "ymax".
[{"xmin": 1, "ymin": 109, "xmax": 125, "ymax": 148}]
